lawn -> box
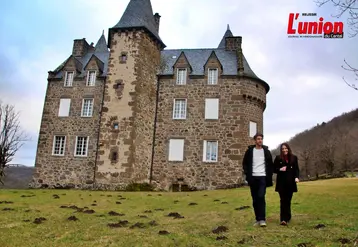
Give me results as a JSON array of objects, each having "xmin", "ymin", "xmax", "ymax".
[{"xmin": 0, "ymin": 178, "xmax": 357, "ymax": 247}]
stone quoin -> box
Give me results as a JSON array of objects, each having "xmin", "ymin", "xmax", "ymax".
[{"xmin": 30, "ymin": 0, "xmax": 270, "ymax": 191}]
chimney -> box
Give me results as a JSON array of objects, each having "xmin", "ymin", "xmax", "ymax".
[
  {"xmin": 225, "ymin": 36, "xmax": 244, "ymax": 75},
  {"xmin": 153, "ymin": 13, "xmax": 161, "ymax": 33},
  {"xmin": 72, "ymin": 38, "xmax": 90, "ymax": 57},
  {"xmin": 225, "ymin": 36, "xmax": 242, "ymax": 51}
]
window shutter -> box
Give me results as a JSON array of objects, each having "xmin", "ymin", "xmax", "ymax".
[
  {"xmin": 168, "ymin": 139, "xmax": 184, "ymax": 161},
  {"xmin": 249, "ymin": 121, "xmax": 257, "ymax": 137},
  {"xmin": 205, "ymin": 98, "xmax": 219, "ymax": 119},
  {"xmin": 58, "ymin": 99, "xmax": 71, "ymax": 117}
]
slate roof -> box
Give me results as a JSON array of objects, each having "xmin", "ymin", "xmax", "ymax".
[
  {"xmin": 160, "ymin": 49, "xmax": 261, "ymax": 79},
  {"xmin": 51, "ymin": 34, "xmax": 109, "ymax": 78},
  {"xmin": 111, "ymin": 0, "xmax": 165, "ymax": 48},
  {"xmin": 160, "ymin": 49, "xmax": 237, "ymax": 75},
  {"xmin": 159, "ymin": 25, "xmax": 268, "ymax": 92}
]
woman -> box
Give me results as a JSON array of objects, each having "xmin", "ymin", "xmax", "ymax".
[{"xmin": 274, "ymin": 143, "xmax": 300, "ymax": 226}]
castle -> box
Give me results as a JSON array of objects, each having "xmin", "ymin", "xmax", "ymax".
[{"xmin": 30, "ymin": 0, "xmax": 270, "ymax": 191}]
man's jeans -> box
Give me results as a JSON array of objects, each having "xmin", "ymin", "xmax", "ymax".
[{"xmin": 249, "ymin": 176, "xmax": 266, "ymax": 221}]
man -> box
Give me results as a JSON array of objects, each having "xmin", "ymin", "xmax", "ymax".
[{"xmin": 242, "ymin": 133, "xmax": 274, "ymax": 227}]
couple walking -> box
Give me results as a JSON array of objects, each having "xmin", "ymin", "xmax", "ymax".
[{"xmin": 242, "ymin": 133, "xmax": 300, "ymax": 227}]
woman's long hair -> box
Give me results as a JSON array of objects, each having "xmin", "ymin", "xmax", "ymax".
[{"xmin": 280, "ymin": 142, "xmax": 294, "ymax": 163}]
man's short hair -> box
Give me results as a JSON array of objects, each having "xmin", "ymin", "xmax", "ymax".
[{"xmin": 253, "ymin": 133, "xmax": 264, "ymax": 140}]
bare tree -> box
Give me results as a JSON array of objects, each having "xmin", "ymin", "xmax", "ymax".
[
  {"xmin": 342, "ymin": 59, "xmax": 358, "ymax": 90},
  {"xmin": 315, "ymin": 0, "xmax": 358, "ymax": 90},
  {"xmin": 297, "ymin": 146, "xmax": 314, "ymax": 179},
  {"xmin": 0, "ymin": 102, "xmax": 29, "ymax": 185},
  {"xmin": 316, "ymin": 129, "xmax": 339, "ymax": 175},
  {"xmin": 336, "ymin": 124, "xmax": 356, "ymax": 171}
]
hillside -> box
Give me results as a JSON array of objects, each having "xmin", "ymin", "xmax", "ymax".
[
  {"xmin": 0, "ymin": 165, "xmax": 34, "ymax": 189},
  {"xmin": 271, "ymin": 108, "xmax": 358, "ymax": 179}
]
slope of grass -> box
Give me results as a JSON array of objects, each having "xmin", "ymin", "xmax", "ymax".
[{"xmin": 0, "ymin": 178, "xmax": 357, "ymax": 247}]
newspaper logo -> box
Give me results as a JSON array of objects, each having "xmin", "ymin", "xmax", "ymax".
[{"xmin": 287, "ymin": 13, "xmax": 344, "ymax": 38}]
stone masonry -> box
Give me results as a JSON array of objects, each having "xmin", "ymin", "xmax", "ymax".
[
  {"xmin": 31, "ymin": 53, "xmax": 105, "ymax": 189},
  {"xmin": 95, "ymin": 30, "xmax": 161, "ymax": 190},
  {"xmin": 31, "ymin": 0, "xmax": 270, "ymax": 191},
  {"xmin": 153, "ymin": 75, "xmax": 266, "ymax": 191}
]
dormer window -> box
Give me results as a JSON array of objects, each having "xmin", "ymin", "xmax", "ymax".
[
  {"xmin": 86, "ymin": 71, "xmax": 96, "ymax": 86},
  {"xmin": 208, "ymin": 68, "xmax": 218, "ymax": 85},
  {"xmin": 64, "ymin": 71, "xmax": 74, "ymax": 87},
  {"xmin": 176, "ymin": 68, "xmax": 187, "ymax": 85}
]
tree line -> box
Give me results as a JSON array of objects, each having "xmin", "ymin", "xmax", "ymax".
[{"xmin": 272, "ymin": 108, "xmax": 358, "ymax": 179}]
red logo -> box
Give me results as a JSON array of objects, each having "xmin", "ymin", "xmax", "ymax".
[{"xmin": 287, "ymin": 13, "xmax": 344, "ymax": 38}]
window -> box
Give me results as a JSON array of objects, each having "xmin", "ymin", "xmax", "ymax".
[
  {"xmin": 176, "ymin": 68, "xmax": 187, "ymax": 85},
  {"xmin": 113, "ymin": 123, "xmax": 119, "ymax": 130},
  {"xmin": 111, "ymin": 151, "xmax": 118, "ymax": 162},
  {"xmin": 86, "ymin": 71, "xmax": 96, "ymax": 86},
  {"xmin": 208, "ymin": 68, "xmax": 218, "ymax": 85},
  {"xmin": 173, "ymin": 99, "xmax": 187, "ymax": 119},
  {"xmin": 205, "ymin": 98, "xmax": 219, "ymax": 119},
  {"xmin": 168, "ymin": 139, "xmax": 184, "ymax": 161},
  {"xmin": 75, "ymin": 136, "xmax": 89, "ymax": 157},
  {"xmin": 52, "ymin": 136, "xmax": 66, "ymax": 156},
  {"xmin": 249, "ymin": 121, "xmax": 257, "ymax": 138},
  {"xmin": 120, "ymin": 54, "xmax": 127, "ymax": 63},
  {"xmin": 81, "ymin": 98, "xmax": 94, "ymax": 117},
  {"xmin": 58, "ymin": 98, "xmax": 71, "ymax": 117},
  {"xmin": 203, "ymin": 140, "xmax": 218, "ymax": 162},
  {"xmin": 64, "ymin": 71, "xmax": 74, "ymax": 87}
]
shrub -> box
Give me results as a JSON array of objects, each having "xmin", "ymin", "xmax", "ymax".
[{"xmin": 124, "ymin": 182, "xmax": 154, "ymax": 191}]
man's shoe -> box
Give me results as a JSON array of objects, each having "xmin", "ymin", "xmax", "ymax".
[
  {"xmin": 280, "ymin": 221, "xmax": 287, "ymax": 226},
  {"xmin": 253, "ymin": 221, "xmax": 260, "ymax": 226},
  {"xmin": 259, "ymin": 220, "xmax": 267, "ymax": 227}
]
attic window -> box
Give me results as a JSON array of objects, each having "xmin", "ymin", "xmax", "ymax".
[
  {"xmin": 208, "ymin": 68, "xmax": 218, "ymax": 85},
  {"xmin": 176, "ymin": 68, "xmax": 187, "ymax": 85},
  {"xmin": 120, "ymin": 53, "xmax": 127, "ymax": 63},
  {"xmin": 86, "ymin": 71, "xmax": 96, "ymax": 86},
  {"xmin": 64, "ymin": 71, "xmax": 74, "ymax": 87}
]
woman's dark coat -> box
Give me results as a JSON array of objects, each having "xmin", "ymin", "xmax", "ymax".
[{"xmin": 273, "ymin": 154, "xmax": 300, "ymax": 193}]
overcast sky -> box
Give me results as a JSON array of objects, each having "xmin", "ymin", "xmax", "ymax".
[{"xmin": 0, "ymin": 0, "xmax": 357, "ymax": 166}]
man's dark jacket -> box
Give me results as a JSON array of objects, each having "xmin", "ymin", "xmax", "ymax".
[{"xmin": 242, "ymin": 145, "xmax": 274, "ymax": 187}]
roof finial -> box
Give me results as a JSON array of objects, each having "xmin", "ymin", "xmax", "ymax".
[
  {"xmin": 102, "ymin": 29, "xmax": 104, "ymax": 35},
  {"xmin": 227, "ymin": 24, "xmax": 230, "ymax": 30}
]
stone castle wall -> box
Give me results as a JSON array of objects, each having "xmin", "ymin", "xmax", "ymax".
[
  {"xmin": 30, "ymin": 58, "xmax": 103, "ymax": 189},
  {"xmin": 152, "ymin": 75, "xmax": 266, "ymax": 191},
  {"xmin": 95, "ymin": 30, "xmax": 161, "ymax": 189}
]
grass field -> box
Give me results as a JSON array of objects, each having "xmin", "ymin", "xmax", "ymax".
[{"xmin": 0, "ymin": 178, "xmax": 357, "ymax": 247}]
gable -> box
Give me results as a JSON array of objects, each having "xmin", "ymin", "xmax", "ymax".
[
  {"xmin": 204, "ymin": 51, "xmax": 223, "ymax": 71},
  {"xmin": 84, "ymin": 54, "xmax": 105, "ymax": 73},
  {"xmin": 172, "ymin": 52, "xmax": 193, "ymax": 72},
  {"xmin": 56, "ymin": 56, "xmax": 83, "ymax": 74}
]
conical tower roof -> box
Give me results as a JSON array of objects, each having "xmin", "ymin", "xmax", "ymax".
[
  {"xmin": 218, "ymin": 24, "xmax": 233, "ymax": 48},
  {"xmin": 95, "ymin": 30, "xmax": 108, "ymax": 53},
  {"xmin": 111, "ymin": 0, "xmax": 165, "ymax": 48}
]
